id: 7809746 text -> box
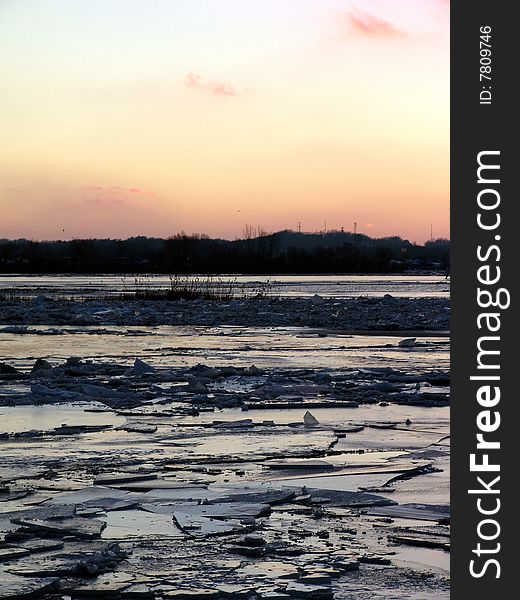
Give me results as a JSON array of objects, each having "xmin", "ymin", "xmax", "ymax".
[{"xmin": 480, "ymin": 26, "xmax": 492, "ymax": 105}]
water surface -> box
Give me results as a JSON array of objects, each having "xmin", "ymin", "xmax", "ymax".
[{"xmin": 0, "ymin": 274, "xmax": 449, "ymax": 299}]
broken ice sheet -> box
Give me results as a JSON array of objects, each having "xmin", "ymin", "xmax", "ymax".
[
  {"xmin": 279, "ymin": 473, "xmax": 401, "ymax": 493},
  {"xmin": 0, "ymin": 295, "xmax": 450, "ymax": 599},
  {"xmin": 334, "ymin": 427, "xmax": 447, "ymax": 452},
  {"xmin": 0, "ymin": 574, "xmax": 59, "ymax": 599},
  {"xmin": 180, "ymin": 430, "xmax": 336, "ymax": 459},
  {"xmin": 144, "ymin": 502, "xmax": 270, "ymax": 520},
  {"xmin": 10, "ymin": 515, "xmax": 107, "ymax": 539},
  {"xmin": 101, "ymin": 510, "xmax": 184, "ymax": 539}
]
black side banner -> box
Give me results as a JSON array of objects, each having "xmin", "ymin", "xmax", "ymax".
[{"xmin": 451, "ymin": 1, "xmax": 516, "ymax": 597}]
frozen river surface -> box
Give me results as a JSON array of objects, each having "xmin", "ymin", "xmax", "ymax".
[
  {"xmin": 1, "ymin": 325, "xmax": 449, "ymax": 372},
  {"xmin": 0, "ymin": 273, "xmax": 449, "ymax": 298},
  {"xmin": 0, "ymin": 278, "xmax": 450, "ymax": 599}
]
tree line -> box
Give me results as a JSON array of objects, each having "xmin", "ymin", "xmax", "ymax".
[{"xmin": 0, "ymin": 230, "xmax": 449, "ymax": 274}]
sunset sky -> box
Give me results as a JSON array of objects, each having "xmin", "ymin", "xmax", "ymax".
[{"xmin": 0, "ymin": 0, "xmax": 449, "ymax": 243}]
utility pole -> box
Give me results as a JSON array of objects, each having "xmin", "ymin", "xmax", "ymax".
[{"xmin": 354, "ymin": 222, "xmax": 358, "ymax": 235}]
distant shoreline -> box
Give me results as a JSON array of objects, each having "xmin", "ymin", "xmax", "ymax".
[
  {"xmin": 0, "ymin": 270, "xmax": 449, "ymax": 277},
  {"xmin": 0, "ymin": 231, "xmax": 450, "ymax": 275}
]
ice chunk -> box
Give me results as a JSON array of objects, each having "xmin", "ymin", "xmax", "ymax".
[
  {"xmin": 133, "ymin": 358, "xmax": 156, "ymax": 375},
  {"xmin": 303, "ymin": 411, "xmax": 319, "ymax": 427}
]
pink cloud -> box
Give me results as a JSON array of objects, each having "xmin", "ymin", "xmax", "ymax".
[
  {"xmin": 129, "ymin": 187, "xmax": 157, "ymax": 198},
  {"xmin": 185, "ymin": 72, "xmax": 238, "ymax": 97},
  {"xmin": 348, "ymin": 10, "xmax": 404, "ymax": 37},
  {"xmin": 81, "ymin": 185, "xmax": 157, "ymax": 203},
  {"xmin": 83, "ymin": 197, "xmax": 123, "ymax": 206}
]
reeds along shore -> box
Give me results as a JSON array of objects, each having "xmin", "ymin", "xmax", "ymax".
[{"xmin": 130, "ymin": 276, "xmax": 274, "ymax": 301}]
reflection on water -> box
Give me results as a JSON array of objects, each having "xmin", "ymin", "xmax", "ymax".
[
  {"xmin": 392, "ymin": 545, "xmax": 449, "ymax": 574},
  {"xmin": 194, "ymin": 404, "xmax": 449, "ymax": 428},
  {"xmin": 0, "ymin": 274, "xmax": 449, "ymax": 298},
  {"xmin": 0, "ymin": 326, "xmax": 449, "ymax": 372},
  {"xmin": 0, "ymin": 403, "xmax": 125, "ymax": 433}
]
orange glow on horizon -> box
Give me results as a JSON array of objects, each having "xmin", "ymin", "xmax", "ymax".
[{"xmin": 0, "ymin": 0, "xmax": 449, "ymax": 244}]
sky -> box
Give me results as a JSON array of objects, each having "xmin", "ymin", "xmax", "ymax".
[{"xmin": 0, "ymin": 0, "xmax": 449, "ymax": 243}]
